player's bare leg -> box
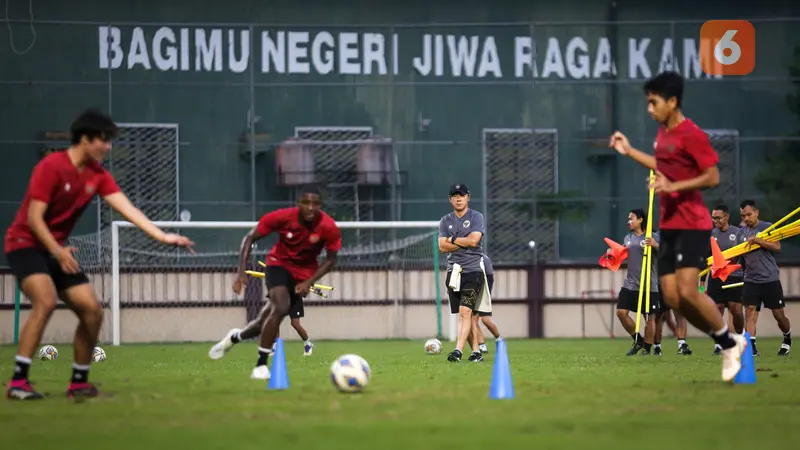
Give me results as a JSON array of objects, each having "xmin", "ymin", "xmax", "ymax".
[
  {"xmin": 729, "ymin": 302, "xmax": 744, "ymax": 334},
  {"xmin": 616, "ymin": 309, "xmax": 644, "ymax": 355},
  {"xmin": 744, "ymin": 305, "xmax": 759, "ymax": 355},
  {"xmin": 208, "ymin": 304, "xmax": 270, "ymax": 360},
  {"xmin": 661, "ymin": 270, "xmax": 746, "ymax": 382},
  {"xmin": 6, "ymin": 274, "xmax": 58, "ymax": 400},
  {"xmin": 290, "ymin": 318, "xmax": 313, "ymax": 356},
  {"xmin": 771, "ymin": 307, "xmax": 792, "ymax": 356},
  {"xmin": 470, "ymin": 315, "xmax": 485, "ymax": 352},
  {"xmin": 653, "ymin": 311, "xmax": 664, "ymax": 355},
  {"xmin": 671, "ymin": 307, "xmax": 692, "ymax": 355},
  {"xmin": 663, "ymin": 309, "xmax": 678, "ymax": 336},
  {"xmin": 448, "ymin": 289, "xmax": 481, "ymax": 363},
  {"xmin": 252, "ymin": 287, "xmax": 292, "ymax": 379},
  {"xmin": 479, "ymin": 315, "xmax": 502, "ymax": 353},
  {"xmin": 60, "ymin": 284, "xmax": 104, "ymax": 398},
  {"xmin": 641, "ymin": 314, "xmax": 656, "ymax": 355},
  {"xmin": 464, "ymin": 315, "xmax": 481, "ymax": 360}
]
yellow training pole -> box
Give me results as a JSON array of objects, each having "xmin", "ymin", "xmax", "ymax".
[{"xmin": 635, "ymin": 170, "xmax": 656, "ymax": 334}]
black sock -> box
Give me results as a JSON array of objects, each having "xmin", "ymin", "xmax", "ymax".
[
  {"xmin": 231, "ymin": 331, "xmax": 242, "ymax": 344},
  {"xmin": 655, "ymin": 341, "xmax": 661, "ymax": 347},
  {"xmin": 635, "ymin": 333, "xmax": 644, "ymax": 344},
  {"xmin": 256, "ymin": 347, "xmax": 272, "ymax": 366},
  {"xmin": 479, "ymin": 342, "xmax": 485, "ymax": 346},
  {"xmin": 710, "ymin": 326, "xmax": 736, "ymax": 349},
  {"xmin": 783, "ymin": 331, "xmax": 792, "ymax": 345},
  {"xmin": 12, "ymin": 356, "xmax": 31, "ymax": 381},
  {"xmin": 71, "ymin": 363, "xmax": 90, "ymax": 384},
  {"xmin": 750, "ymin": 336, "xmax": 758, "ymax": 349},
  {"xmin": 644, "ymin": 343, "xmax": 652, "ymax": 351}
]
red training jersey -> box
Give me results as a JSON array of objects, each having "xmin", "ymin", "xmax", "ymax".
[
  {"xmin": 4, "ymin": 150, "xmax": 121, "ymax": 253},
  {"xmin": 256, "ymin": 207, "xmax": 342, "ymax": 282},
  {"xmin": 654, "ymin": 118, "xmax": 719, "ymax": 231}
]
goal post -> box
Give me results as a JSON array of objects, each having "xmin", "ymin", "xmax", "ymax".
[{"xmin": 107, "ymin": 220, "xmax": 445, "ymax": 346}]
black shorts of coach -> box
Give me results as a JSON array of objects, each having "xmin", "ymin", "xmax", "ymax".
[
  {"xmin": 264, "ymin": 265, "xmax": 306, "ymax": 319},
  {"xmin": 707, "ymin": 276, "xmax": 743, "ymax": 306},
  {"xmin": 444, "ymin": 270, "xmax": 486, "ymax": 315},
  {"xmin": 6, "ymin": 248, "xmax": 90, "ymax": 293},
  {"xmin": 657, "ymin": 229, "xmax": 710, "ymax": 276},
  {"xmin": 742, "ymin": 280, "xmax": 784, "ymax": 311},
  {"xmin": 617, "ymin": 287, "xmax": 662, "ymax": 315}
]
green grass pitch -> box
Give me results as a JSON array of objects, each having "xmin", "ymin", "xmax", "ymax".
[{"xmin": 1, "ymin": 338, "xmax": 798, "ymax": 450}]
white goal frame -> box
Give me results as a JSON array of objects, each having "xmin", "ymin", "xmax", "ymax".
[{"xmin": 110, "ymin": 220, "xmax": 441, "ymax": 346}]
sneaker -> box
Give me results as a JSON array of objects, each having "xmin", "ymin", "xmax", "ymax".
[
  {"xmin": 304, "ymin": 341, "xmax": 313, "ymax": 356},
  {"xmin": 66, "ymin": 382, "xmax": 99, "ymax": 399},
  {"xmin": 626, "ymin": 342, "xmax": 643, "ymax": 356},
  {"xmin": 208, "ymin": 328, "xmax": 241, "ymax": 360},
  {"xmin": 640, "ymin": 348, "xmax": 652, "ymax": 356},
  {"xmin": 478, "ymin": 343, "xmax": 489, "ymax": 354},
  {"xmin": 250, "ymin": 365, "xmax": 271, "ymax": 380},
  {"xmin": 468, "ymin": 351, "xmax": 484, "ymax": 362},
  {"xmin": 712, "ymin": 346, "xmax": 722, "ymax": 356},
  {"xmin": 6, "ymin": 380, "xmax": 44, "ymax": 400},
  {"xmin": 677, "ymin": 343, "xmax": 693, "ymax": 355},
  {"xmin": 721, "ymin": 334, "xmax": 747, "ymax": 382},
  {"xmin": 447, "ymin": 349, "xmax": 462, "ymax": 362},
  {"xmin": 653, "ymin": 346, "xmax": 662, "ymax": 356},
  {"xmin": 778, "ymin": 343, "xmax": 791, "ymax": 356}
]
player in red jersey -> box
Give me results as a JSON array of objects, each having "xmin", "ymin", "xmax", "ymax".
[
  {"xmin": 608, "ymin": 71, "xmax": 746, "ymax": 382},
  {"xmin": 5, "ymin": 110, "xmax": 194, "ymax": 400},
  {"xmin": 208, "ymin": 185, "xmax": 341, "ymax": 380}
]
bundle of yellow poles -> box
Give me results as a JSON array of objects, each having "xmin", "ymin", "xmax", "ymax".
[
  {"xmin": 634, "ymin": 170, "xmax": 656, "ymax": 334},
  {"xmin": 244, "ymin": 261, "xmax": 335, "ymax": 298},
  {"xmin": 698, "ymin": 205, "xmax": 800, "ymax": 279}
]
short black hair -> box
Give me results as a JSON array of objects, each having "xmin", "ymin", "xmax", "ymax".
[
  {"xmin": 713, "ymin": 205, "xmax": 729, "ymax": 214},
  {"xmin": 630, "ymin": 208, "xmax": 647, "ymax": 231},
  {"xmin": 299, "ymin": 184, "xmax": 323, "ymax": 198},
  {"xmin": 740, "ymin": 199, "xmax": 757, "ymax": 210},
  {"xmin": 70, "ymin": 109, "xmax": 118, "ymax": 145},
  {"xmin": 643, "ymin": 71, "xmax": 684, "ymax": 108}
]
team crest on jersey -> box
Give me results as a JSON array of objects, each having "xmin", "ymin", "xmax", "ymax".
[
  {"xmin": 64, "ymin": 183, "xmax": 71, "ymax": 192},
  {"xmin": 639, "ymin": 240, "xmax": 646, "ymax": 248},
  {"xmin": 286, "ymin": 232, "xmax": 294, "ymax": 239},
  {"xmin": 309, "ymin": 233, "xmax": 320, "ymax": 244},
  {"xmin": 729, "ymin": 234, "xmax": 736, "ymax": 241},
  {"xmin": 462, "ymin": 220, "xmax": 471, "ymax": 228}
]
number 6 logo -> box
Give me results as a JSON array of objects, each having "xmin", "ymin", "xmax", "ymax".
[{"xmin": 700, "ymin": 20, "xmax": 756, "ymax": 76}]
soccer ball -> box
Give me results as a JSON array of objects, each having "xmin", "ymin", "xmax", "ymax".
[
  {"xmin": 425, "ymin": 338, "xmax": 442, "ymax": 355},
  {"xmin": 92, "ymin": 347, "xmax": 107, "ymax": 363},
  {"xmin": 330, "ymin": 354, "xmax": 371, "ymax": 393},
  {"xmin": 38, "ymin": 345, "xmax": 58, "ymax": 361}
]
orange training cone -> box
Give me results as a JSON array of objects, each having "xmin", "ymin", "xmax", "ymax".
[
  {"xmin": 598, "ymin": 238, "xmax": 628, "ymax": 272},
  {"xmin": 710, "ymin": 237, "xmax": 741, "ymax": 282}
]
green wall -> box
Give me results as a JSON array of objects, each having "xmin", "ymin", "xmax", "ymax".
[{"xmin": 2, "ymin": 0, "xmax": 799, "ymax": 264}]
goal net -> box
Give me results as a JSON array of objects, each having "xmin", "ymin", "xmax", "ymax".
[{"xmin": 73, "ymin": 220, "xmax": 446, "ymax": 345}]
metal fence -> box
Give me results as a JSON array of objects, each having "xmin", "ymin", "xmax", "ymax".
[{"xmin": 3, "ymin": 17, "xmax": 800, "ymax": 265}]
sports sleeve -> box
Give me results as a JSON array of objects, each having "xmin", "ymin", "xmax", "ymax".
[
  {"xmin": 438, "ymin": 217, "xmax": 448, "ymax": 237},
  {"xmin": 256, "ymin": 210, "xmax": 284, "ymax": 237},
  {"xmin": 684, "ymin": 130, "xmax": 719, "ymax": 172},
  {"xmin": 26, "ymin": 160, "xmax": 59, "ymax": 203},
  {"xmin": 325, "ymin": 223, "xmax": 342, "ymax": 252},
  {"xmin": 98, "ymin": 170, "xmax": 122, "ymax": 196},
  {"xmin": 471, "ymin": 212, "xmax": 486, "ymax": 234}
]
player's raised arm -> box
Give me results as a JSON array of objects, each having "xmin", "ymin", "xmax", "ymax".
[
  {"xmin": 609, "ymin": 131, "xmax": 657, "ymax": 170},
  {"xmin": 102, "ymin": 190, "xmax": 195, "ymax": 250}
]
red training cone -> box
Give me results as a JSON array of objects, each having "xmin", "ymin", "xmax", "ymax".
[
  {"xmin": 598, "ymin": 238, "xmax": 628, "ymax": 272},
  {"xmin": 710, "ymin": 238, "xmax": 741, "ymax": 282}
]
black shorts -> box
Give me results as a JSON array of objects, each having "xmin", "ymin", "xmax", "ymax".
[
  {"xmin": 6, "ymin": 248, "xmax": 89, "ymax": 293},
  {"xmin": 657, "ymin": 229, "xmax": 711, "ymax": 276},
  {"xmin": 445, "ymin": 270, "xmax": 485, "ymax": 315},
  {"xmin": 742, "ymin": 281, "xmax": 784, "ymax": 310},
  {"xmin": 617, "ymin": 287, "xmax": 662, "ymax": 314},
  {"xmin": 264, "ymin": 265, "xmax": 305, "ymax": 319},
  {"xmin": 707, "ymin": 276, "xmax": 743, "ymax": 305}
]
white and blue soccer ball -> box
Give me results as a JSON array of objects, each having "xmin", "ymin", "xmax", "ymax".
[
  {"xmin": 92, "ymin": 347, "xmax": 107, "ymax": 363},
  {"xmin": 330, "ymin": 354, "xmax": 371, "ymax": 393},
  {"xmin": 424, "ymin": 338, "xmax": 442, "ymax": 355},
  {"xmin": 38, "ymin": 345, "xmax": 58, "ymax": 361}
]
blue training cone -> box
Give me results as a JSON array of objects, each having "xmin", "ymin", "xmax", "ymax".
[
  {"xmin": 489, "ymin": 338, "xmax": 515, "ymax": 399},
  {"xmin": 268, "ymin": 338, "xmax": 290, "ymax": 390},
  {"xmin": 734, "ymin": 332, "xmax": 756, "ymax": 385}
]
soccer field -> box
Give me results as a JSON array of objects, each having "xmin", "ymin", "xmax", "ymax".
[{"xmin": 1, "ymin": 338, "xmax": 798, "ymax": 450}]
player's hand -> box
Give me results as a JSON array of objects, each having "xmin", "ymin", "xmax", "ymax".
[
  {"xmin": 745, "ymin": 236, "xmax": 760, "ymax": 249},
  {"xmin": 644, "ymin": 237, "xmax": 658, "ymax": 247},
  {"xmin": 54, "ymin": 246, "xmax": 80, "ymax": 274},
  {"xmin": 295, "ymin": 281, "xmax": 312, "ymax": 297},
  {"xmin": 161, "ymin": 233, "xmax": 196, "ymax": 253},
  {"xmin": 232, "ymin": 275, "xmax": 247, "ymax": 295},
  {"xmin": 609, "ymin": 131, "xmax": 631, "ymax": 155},
  {"xmin": 648, "ymin": 171, "xmax": 675, "ymax": 193}
]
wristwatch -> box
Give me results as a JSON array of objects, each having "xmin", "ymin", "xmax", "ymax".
[{"xmin": 450, "ymin": 235, "xmax": 457, "ymax": 244}]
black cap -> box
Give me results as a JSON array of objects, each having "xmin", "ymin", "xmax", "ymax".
[{"xmin": 449, "ymin": 183, "xmax": 470, "ymax": 196}]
